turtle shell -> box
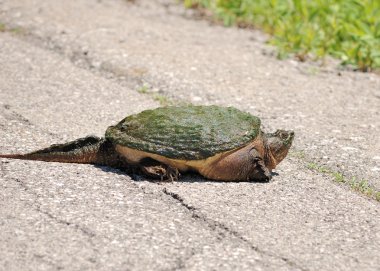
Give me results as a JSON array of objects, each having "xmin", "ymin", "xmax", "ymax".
[{"xmin": 105, "ymin": 105, "xmax": 261, "ymax": 160}]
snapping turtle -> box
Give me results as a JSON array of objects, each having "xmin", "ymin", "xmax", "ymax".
[{"xmin": 0, "ymin": 105, "xmax": 294, "ymax": 181}]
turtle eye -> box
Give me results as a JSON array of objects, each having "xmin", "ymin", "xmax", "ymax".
[{"xmin": 278, "ymin": 130, "xmax": 293, "ymax": 141}]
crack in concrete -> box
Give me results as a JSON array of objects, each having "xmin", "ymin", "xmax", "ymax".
[
  {"xmin": 7, "ymin": 22, "xmax": 380, "ymax": 204},
  {"xmin": 166, "ymin": 249, "xmax": 197, "ymax": 271},
  {"xmin": 1, "ymin": 109, "xmax": 101, "ymax": 244},
  {"xmin": 2, "ymin": 163, "xmax": 98, "ymax": 242},
  {"xmin": 162, "ymin": 187, "xmax": 309, "ymax": 271},
  {"xmin": 125, "ymin": 183, "xmax": 198, "ymax": 270},
  {"xmin": 19, "ymin": 31, "xmax": 143, "ymax": 90},
  {"xmin": 1, "ymin": 112, "xmax": 99, "ymax": 242},
  {"xmin": 1, "ymin": 5, "xmax": 377, "ymax": 269},
  {"xmin": 2, "ymin": 104, "xmax": 63, "ymax": 139},
  {"xmin": 4, "ymin": 23, "xmax": 179, "ymax": 105},
  {"xmin": 32, "ymin": 253, "xmax": 65, "ymax": 270},
  {"xmin": 35, "ymin": 205, "xmax": 97, "ymax": 239},
  {"xmin": 55, "ymin": 166, "xmax": 308, "ymax": 270},
  {"xmin": 7, "ymin": 18, "xmax": 380, "ymax": 204}
]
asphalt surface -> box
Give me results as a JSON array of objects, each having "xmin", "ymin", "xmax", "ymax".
[{"xmin": 0, "ymin": 0, "xmax": 379, "ymax": 270}]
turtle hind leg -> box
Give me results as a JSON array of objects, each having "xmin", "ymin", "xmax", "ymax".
[{"xmin": 139, "ymin": 158, "xmax": 180, "ymax": 182}]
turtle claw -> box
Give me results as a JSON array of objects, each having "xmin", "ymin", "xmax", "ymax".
[
  {"xmin": 253, "ymin": 159, "xmax": 272, "ymax": 182},
  {"xmin": 247, "ymin": 149, "xmax": 272, "ymax": 182},
  {"xmin": 166, "ymin": 166, "xmax": 180, "ymax": 182},
  {"xmin": 140, "ymin": 163, "xmax": 180, "ymax": 182}
]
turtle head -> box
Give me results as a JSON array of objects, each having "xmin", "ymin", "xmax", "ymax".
[{"xmin": 266, "ymin": 130, "xmax": 294, "ymax": 168}]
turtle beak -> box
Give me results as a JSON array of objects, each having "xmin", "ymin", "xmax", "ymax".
[{"xmin": 287, "ymin": 131, "xmax": 295, "ymax": 147}]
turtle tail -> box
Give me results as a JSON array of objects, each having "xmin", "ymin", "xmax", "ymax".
[{"xmin": 0, "ymin": 136, "xmax": 122, "ymax": 167}]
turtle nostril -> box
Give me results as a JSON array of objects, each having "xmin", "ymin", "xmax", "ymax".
[{"xmin": 287, "ymin": 131, "xmax": 295, "ymax": 143}]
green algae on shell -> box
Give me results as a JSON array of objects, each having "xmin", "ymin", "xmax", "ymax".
[{"xmin": 105, "ymin": 105, "xmax": 261, "ymax": 160}]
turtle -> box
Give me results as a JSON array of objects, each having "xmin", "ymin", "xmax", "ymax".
[{"xmin": 0, "ymin": 105, "xmax": 294, "ymax": 182}]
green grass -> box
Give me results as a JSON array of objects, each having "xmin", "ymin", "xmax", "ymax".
[
  {"xmin": 184, "ymin": 0, "xmax": 380, "ymax": 71},
  {"xmin": 137, "ymin": 84, "xmax": 150, "ymax": 94},
  {"xmin": 307, "ymin": 162, "xmax": 380, "ymax": 201},
  {"xmin": 0, "ymin": 23, "xmax": 6, "ymax": 32},
  {"xmin": 137, "ymin": 84, "xmax": 194, "ymax": 107},
  {"xmin": 0, "ymin": 21, "xmax": 25, "ymax": 34},
  {"xmin": 152, "ymin": 93, "xmax": 172, "ymax": 106},
  {"xmin": 137, "ymin": 84, "xmax": 174, "ymax": 106}
]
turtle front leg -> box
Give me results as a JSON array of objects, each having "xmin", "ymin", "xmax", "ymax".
[
  {"xmin": 248, "ymin": 149, "xmax": 272, "ymax": 182},
  {"xmin": 199, "ymin": 146, "xmax": 272, "ymax": 182},
  {"xmin": 139, "ymin": 158, "xmax": 180, "ymax": 182}
]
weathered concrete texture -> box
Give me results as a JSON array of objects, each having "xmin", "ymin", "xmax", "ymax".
[
  {"xmin": 0, "ymin": 34, "xmax": 293, "ymax": 271},
  {"xmin": 164, "ymin": 158, "xmax": 380, "ymax": 270},
  {"xmin": 0, "ymin": 0, "xmax": 379, "ymax": 187},
  {"xmin": 0, "ymin": 0, "xmax": 380, "ymax": 270}
]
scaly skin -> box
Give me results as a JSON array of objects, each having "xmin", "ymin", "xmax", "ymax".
[
  {"xmin": 0, "ymin": 136, "xmax": 128, "ymax": 169},
  {"xmin": 0, "ymin": 130, "xmax": 294, "ymax": 182}
]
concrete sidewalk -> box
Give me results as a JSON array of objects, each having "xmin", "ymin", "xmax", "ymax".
[{"xmin": 0, "ymin": 0, "xmax": 379, "ymax": 270}]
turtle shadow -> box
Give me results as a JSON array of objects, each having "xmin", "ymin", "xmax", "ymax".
[
  {"xmin": 94, "ymin": 165, "xmax": 278, "ymax": 184},
  {"xmin": 177, "ymin": 172, "xmax": 278, "ymax": 184}
]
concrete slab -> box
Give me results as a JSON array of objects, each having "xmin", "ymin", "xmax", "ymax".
[
  {"xmin": 0, "ymin": 0, "xmax": 378, "ymax": 187},
  {"xmin": 0, "ymin": 33, "xmax": 293, "ymax": 271},
  {"xmin": 0, "ymin": 0, "xmax": 379, "ymax": 270}
]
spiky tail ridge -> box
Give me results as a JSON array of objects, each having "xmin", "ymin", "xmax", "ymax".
[{"xmin": 0, "ymin": 136, "xmax": 123, "ymax": 168}]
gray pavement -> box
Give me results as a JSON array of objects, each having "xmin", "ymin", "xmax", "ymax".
[{"xmin": 0, "ymin": 0, "xmax": 379, "ymax": 270}]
